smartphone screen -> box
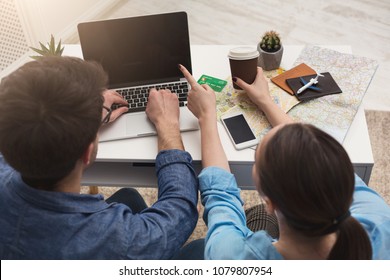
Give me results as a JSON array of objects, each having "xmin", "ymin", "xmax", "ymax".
[{"xmin": 222, "ymin": 114, "xmax": 256, "ymax": 144}]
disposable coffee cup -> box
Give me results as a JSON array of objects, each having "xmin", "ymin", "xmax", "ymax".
[{"xmin": 228, "ymin": 47, "xmax": 259, "ymax": 90}]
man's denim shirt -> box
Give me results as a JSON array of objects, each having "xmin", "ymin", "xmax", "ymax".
[{"xmin": 0, "ymin": 150, "xmax": 198, "ymax": 259}]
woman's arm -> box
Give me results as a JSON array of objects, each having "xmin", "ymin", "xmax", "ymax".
[{"xmin": 179, "ymin": 64, "xmax": 229, "ymax": 171}]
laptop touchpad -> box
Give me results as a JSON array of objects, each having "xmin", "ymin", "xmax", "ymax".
[{"xmin": 126, "ymin": 113, "xmax": 156, "ymax": 137}]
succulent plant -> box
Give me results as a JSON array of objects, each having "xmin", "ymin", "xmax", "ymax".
[
  {"xmin": 30, "ymin": 35, "xmax": 64, "ymax": 59},
  {"xmin": 260, "ymin": 30, "xmax": 282, "ymax": 53}
]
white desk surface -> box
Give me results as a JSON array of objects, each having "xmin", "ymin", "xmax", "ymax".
[{"xmin": 61, "ymin": 45, "xmax": 374, "ymax": 186}]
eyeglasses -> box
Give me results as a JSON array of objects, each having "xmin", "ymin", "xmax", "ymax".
[{"xmin": 101, "ymin": 105, "xmax": 112, "ymax": 124}]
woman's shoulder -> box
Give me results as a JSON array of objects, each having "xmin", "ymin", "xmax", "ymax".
[
  {"xmin": 206, "ymin": 230, "xmax": 284, "ymax": 260},
  {"xmin": 245, "ymin": 231, "xmax": 284, "ymax": 260}
]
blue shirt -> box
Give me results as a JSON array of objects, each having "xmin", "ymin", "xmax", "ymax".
[
  {"xmin": 199, "ymin": 167, "xmax": 390, "ymax": 260},
  {"xmin": 0, "ymin": 150, "xmax": 198, "ymax": 259}
]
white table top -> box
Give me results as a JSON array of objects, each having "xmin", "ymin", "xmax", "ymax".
[{"xmin": 61, "ymin": 44, "xmax": 373, "ymax": 167}]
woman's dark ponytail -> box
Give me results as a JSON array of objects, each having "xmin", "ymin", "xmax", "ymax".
[
  {"xmin": 328, "ymin": 217, "xmax": 372, "ymax": 259},
  {"xmin": 259, "ymin": 123, "xmax": 373, "ymax": 260}
]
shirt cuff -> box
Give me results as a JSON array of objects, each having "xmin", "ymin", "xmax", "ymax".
[
  {"xmin": 199, "ymin": 166, "xmax": 239, "ymax": 193},
  {"xmin": 155, "ymin": 149, "xmax": 193, "ymax": 171}
]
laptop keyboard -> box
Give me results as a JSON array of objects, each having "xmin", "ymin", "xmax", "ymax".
[{"xmin": 114, "ymin": 81, "xmax": 189, "ymax": 113}]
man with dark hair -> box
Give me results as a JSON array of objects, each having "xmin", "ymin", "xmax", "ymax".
[{"xmin": 0, "ymin": 56, "xmax": 199, "ymax": 259}]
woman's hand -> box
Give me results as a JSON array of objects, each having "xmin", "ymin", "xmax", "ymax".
[
  {"xmin": 233, "ymin": 67, "xmax": 273, "ymax": 110},
  {"xmin": 234, "ymin": 67, "xmax": 293, "ymax": 127},
  {"xmin": 179, "ymin": 64, "xmax": 216, "ymax": 123}
]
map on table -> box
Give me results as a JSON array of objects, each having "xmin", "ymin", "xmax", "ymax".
[
  {"xmin": 216, "ymin": 45, "xmax": 378, "ymax": 143},
  {"xmin": 287, "ymin": 46, "xmax": 378, "ymax": 143}
]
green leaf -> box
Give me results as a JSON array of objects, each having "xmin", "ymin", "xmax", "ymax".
[
  {"xmin": 30, "ymin": 55, "xmax": 42, "ymax": 60},
  {"xmin": 55, "ymin": 40, "xmax": 63, "ymax": 54},
  {"xmin": 30, "ymin": 35, "xmax": 64, "ymax": 57},
  {"xmin": 30, "ymin": 46, "xmax": 46, "ymax": 56},
  {"xmin": 39, "ymin": 42, "xmax": 50, "ymax": 53}
]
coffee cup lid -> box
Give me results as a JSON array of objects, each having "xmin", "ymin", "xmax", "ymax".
[{"xmin": 228, "ymin": 47, "xmax": 259, "ymax": 60}]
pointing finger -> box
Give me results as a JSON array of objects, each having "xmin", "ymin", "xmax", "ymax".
[{"xmin": 178, "ymin": 64, "xmax": 198, "ymax": 88}]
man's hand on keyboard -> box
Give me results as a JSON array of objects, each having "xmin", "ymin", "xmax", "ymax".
[
  {"xmin": 146, "ymin": 89, "xmax": 180, "ymax": 129},
  {"xmin": 146, "ymin": 88, "xmax": 183, "ymax": 151},
  {"xmin": 102, "ymin": 89, "xmax": 128, "ymax": 123}
]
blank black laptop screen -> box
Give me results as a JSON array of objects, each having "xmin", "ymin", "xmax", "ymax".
[{"xmin": 77, "ymin": 12, "xmax": 192, "ymax": 89}]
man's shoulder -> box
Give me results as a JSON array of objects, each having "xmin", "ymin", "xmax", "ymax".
[
  {"xmin": 0, "ymin": 154, "xmax": 17, "ymax": 190},
  {"xmin": 0, "ymin": 154, "xmax": 13, "ymax": 174}
]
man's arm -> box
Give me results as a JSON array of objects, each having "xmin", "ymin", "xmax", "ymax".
[
  {"xmin": 120, "ymin": 88, "xmax": 197, "ymax": 259},
  {"xmin": 146, "ymin": 89, "xmax": 184, "ymax": 151},
  {"xmin": 121, "ymin": 149, "xmax": 198, "ymax": 259}
]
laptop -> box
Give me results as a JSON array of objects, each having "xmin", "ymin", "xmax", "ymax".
[{"xmin": 77, "ymin": 12, "xmax": 199, "ymax": 142}]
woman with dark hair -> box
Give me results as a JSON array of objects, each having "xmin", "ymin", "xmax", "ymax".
[
  {"xmin": 179, "ymin": 65, "xmax": 390, "ymax": 260},
  {"xmin": 253, "ymin": 123, "xmax": 372, "ymax": 259}
]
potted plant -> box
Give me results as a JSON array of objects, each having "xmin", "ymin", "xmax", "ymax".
[
  {"xmin": 257, "ymin": 30, "xmax": 283, "ymax": 71},
  {"xmin": 30, "ymin": 34, "xmax": 64, "ymax": 59}
]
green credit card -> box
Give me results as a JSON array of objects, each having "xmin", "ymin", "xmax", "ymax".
[{"xmin": 197, "ymin": 74, "xmax": 227, "ymax": 92}]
